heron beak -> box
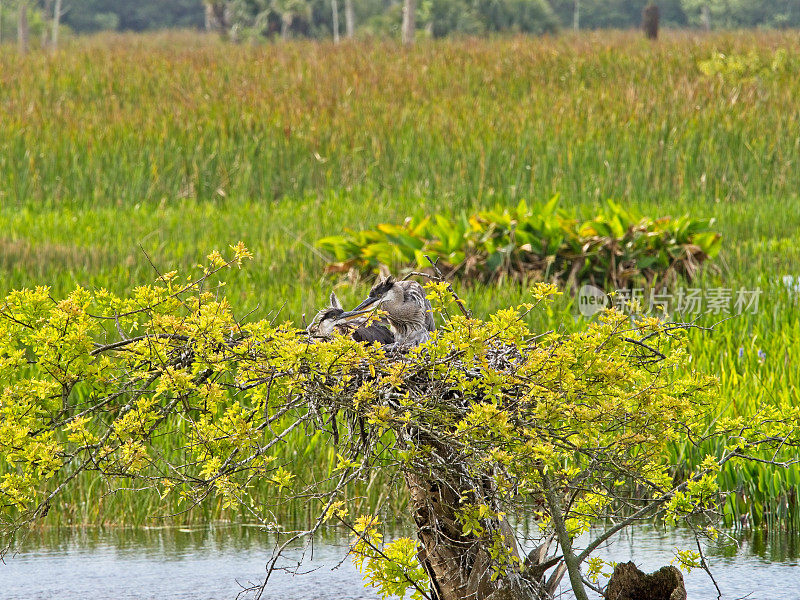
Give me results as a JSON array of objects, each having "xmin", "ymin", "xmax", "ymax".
[
  {"xmin": 335, "ymin": 297, "xmax": 381, "ymax": 322},
  {"xmin": 349, "ymin": 296, "xmax": 381, "ymax": 313},
  {"xmin": 335, "ymin": 309, "xmax": 373, "ymax": 322}
]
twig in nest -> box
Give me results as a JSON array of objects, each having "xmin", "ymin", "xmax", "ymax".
[
  {"xmin": 410, "ymin": 254, "xmax": 473, "ymax": 319},
  {"xmin": 621, "ymin": 337, "xmax": 666, "ymax": 360}
]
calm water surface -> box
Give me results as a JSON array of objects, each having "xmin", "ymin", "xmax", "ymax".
[{"xmin": 1, "ymin": 523, "xmax": 798, "ymax": 599}]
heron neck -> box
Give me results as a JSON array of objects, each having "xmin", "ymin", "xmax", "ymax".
[{"xmin": 389, "ymin": 313, "xmax": 425, "ymax": 339}]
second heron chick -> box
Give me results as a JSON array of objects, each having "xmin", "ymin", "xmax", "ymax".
[{"xmin": 307, "ymin": 292, "xmax": 394, "ymax": 344}]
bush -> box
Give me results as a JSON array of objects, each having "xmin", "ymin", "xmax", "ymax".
[{"xmin": 317, "ymin": 198, "xmax": 722, "ymax": 291}]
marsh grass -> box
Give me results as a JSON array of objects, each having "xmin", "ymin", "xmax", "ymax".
[{"xmin": 2, "ymin": 30, "xmax": 800, "ymax": 527}]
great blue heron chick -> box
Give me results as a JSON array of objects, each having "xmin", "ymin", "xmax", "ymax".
[
  {"xmin": 306, "ymin": 292, "xmax": 394, "ymax": 345},
  {"xmin": 340, "ymin": 276, "xmax": 435, "ymax": 347}
]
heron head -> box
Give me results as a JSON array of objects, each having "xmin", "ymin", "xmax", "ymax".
[
  {"xmin": 307, "ymin": 292, "xmax": 354, "ymax": 337},
  {"xmin": 307, "ymin": 307, "xmax": 341, "ymax": 337},
  {"xmin": 344, "ymin": 275, "xmax": 402, "ymax": 315}
]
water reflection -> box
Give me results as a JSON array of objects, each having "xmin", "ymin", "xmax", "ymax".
[
  {"xmin": 563, "ymin": 525, "xmax": 800, "ymax": 599},
  {"xmin": 1, "ymin": 524, "xmax": 375, "ymax": 600},
  {"xmin": 2, "ymin": 524, "xmax": 799, "ymax": 599}
]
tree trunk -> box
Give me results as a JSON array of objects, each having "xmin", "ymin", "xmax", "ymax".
[
  {"xmin": 401, "ymin": 0, "xmax": 414, "ymax": 45},
  {"xmin": 642, "ymin": 4, "xmax": 659, "ymax": 40},
  {"xmin": 406, "ymin": 473, "xmax": 538, "ymax": 600},
  {"xmin": 605, "ymin": 562, "xmax": 686, "ymax": 600},
  {"xmin": 205, "ymin": 1, "xmax": 229, "ymax": 36},
  {"xmin": 701, "ymin": 4, "xmax": 710, "ymax": 31},
  {"xmin": 281, "ymin": 13, "xmax": 292, "ymax": 39},
  {"xmin": 573, "ymin": 0, "xmax": 579, "ymax": 31},
  {"xmin": 17, "ymin": 0, "xmax": 28, "ymax": 54},
  {"xmin": 41, "ymin": 0, "xmax": 52, "ymax": 48},
  {"xmin": 52, "ymin": 0, "xmax": 62, "ymax": 51},
  {"xmin": 331, "ymin": 0, "xmax": 339, "ymax": 43},
  {"xmin": 540, "ymin": 469, "xmax": 589, "ymax": 600},
  {"xmin": 403, "ymin": 434, "xmax": 552, "ymax": 600},
  {"xmin": 344, "ymin": 0, "xmax": 354, "ymax": 38}
]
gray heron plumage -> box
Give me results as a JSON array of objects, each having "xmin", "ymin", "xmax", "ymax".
[
  {"xmin": 341, "ymin": 276, "xmax": 435, "ymax": 347},
  {"xmin": 307, "ymin": 292, "xmax": 395, "ymax": 345}
]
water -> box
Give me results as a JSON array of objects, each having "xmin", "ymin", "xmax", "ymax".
[
  {"xmin": 566, "ymin": 526, "xmax": 800, "ymax": 600},
  {"xmin": 0, "ymin": 525, "xmax": 377, "ymax": 600},
  {"xmin": 1, "ymin": 523, "xmax": 798, "ymax": 599}
]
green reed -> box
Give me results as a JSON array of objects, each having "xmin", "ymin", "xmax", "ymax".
[{"xmin": 2, "ymin": 30, "xmax": 800, "ymax": 527}]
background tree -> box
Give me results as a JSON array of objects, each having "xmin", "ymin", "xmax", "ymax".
[
  {"xmin": 419, "ymin": 0, "xmax": 482, "ymax": 37},
  {"xmin": 401, "ymin": 0, "xmax": 414, "ymax": 43},
  {"xmin": 474, "ymin": 0, "xmax": 558, "ymax": 34},
  {"xmin": 17, "ymin": 0, "xmax": 28, "ymax": 52},
  {"xmin": 681, "ymin": 0, "xmax": 726, "ymax": 28},
  {"xmin": 344, "ymin": 0, "xmax": 354, "ymax": 36},
  {"xmin": 8, "ymin": 0, "xmax": 794, "ymax": 38},
  {"xmin": 63, "ymin": 0, "xmax": 204, "ymax": 33},
  {"xmin": 643, "ymin": 2, "xmax": 658, "ymax": 39},
  {"xmin": 51, "ymin": 0, "xmax": 63, "ymax": 50},
  {"xmin": 549, "ymin": 0, "xmax": 688, "ymax": 28},
  {"xmin": 332, "ymin": 0, "xmax": 340, "ymax": 40},
  {"xmin": 204, "ymin": 0, "xmax": 229, "ymax": 32},
  {"xmin": 0, "ymin": 0, "xmax": 45, "ymax": 46}
]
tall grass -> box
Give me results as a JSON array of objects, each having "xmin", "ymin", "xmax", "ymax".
[
  {"xmin": 2, "ymin": 30, "xmax": 800, "ymax": 527},
  {"xmin": 3, "ymin": 30, "xmax": 800, "ymax": 210}
]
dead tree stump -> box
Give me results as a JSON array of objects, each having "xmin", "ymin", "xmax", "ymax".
[
  {"xmin": 606, "ymin": 561, "xmax": 686, "ymax": 600},
  {"xmin": 642, "ymin": 4, "xmax": 659, "ymax": 40}
]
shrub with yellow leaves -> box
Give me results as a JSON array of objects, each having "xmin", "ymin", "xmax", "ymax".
[{"xmin": 1, "ymin": 246, "xmax": 798, "ymax": 600}]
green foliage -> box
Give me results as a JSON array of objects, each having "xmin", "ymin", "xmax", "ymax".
[
  {"xmin": 224, "ymin": 0, "xmax": 560, "ymax": 38},
  {"xmin": 0, "ymin": 1, "xmax": 48, "ymax": 41},
  {"xmin": 3, "ymin": 32, "xmax": 800, "ymax": 533},
  {"xmin": 317, "ymin": 198, "xmax": 721, "ymax": 290},
  {"xmin": 471, "ymin": 0, "xmax": 559, "ymax": 34},
  {"xmin": 681, "ymin": 0, "xmax": 800, "ymax": 29},
  {"xmin": 3, "ymin": 248, "xmax": 798, "ymax": 599},
  {"xmin": 350, "ymin": 517, "xmax": 429, "ymax": 600},
  {"xmin": 419, "ymin": 0, "xmax": 484, "ymax": 37},
  {"xmin": 62, "ymin": 0, "xmax": 204, "ymax": 33},
  {"xmin": 50, "ymin": 0, "xmax": 800, "ymax": 37},
  {"xmin": 698, "ymin": 48, "xmax": 795, "ymax": 82},
  {"xmin": 549, "ymin": 0, "xmax": 689, "ymax": 28}
]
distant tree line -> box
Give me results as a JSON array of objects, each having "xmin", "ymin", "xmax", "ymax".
[
  {"xmin": 549, "ymin": 0, "xmax": 800, "ymax": 30},
  {"xmin": 2, "ymin": 0, "xmax": 800, "ymax": 46},
  {"xmin": 62, "ymin": 0, "xmax": 205, "ymax": 32}
]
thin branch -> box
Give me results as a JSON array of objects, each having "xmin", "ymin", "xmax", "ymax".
[
  {"xmin": 91, "ymin": 333, "xmax": 190, "ymax": 356},
  {"xmin": 577, "ymin": 449, "xmax": 740, "ymax": 564},
  {"xmin": 695, "ymin": 531, "xmax": 723, "ymax": 600},
  {"xmin": 424, "ymin": 254, "xmax": 472, "ymax": 318},
  {"xmin": 621, "ymin": 336, "xmax": 666, "ymax": 360}
]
